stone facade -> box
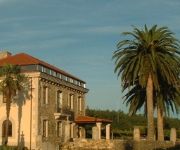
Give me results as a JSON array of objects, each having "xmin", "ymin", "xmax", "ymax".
[
  {"xmin": 38, "ymin": 72, "xmax": 87, "ymax": 150},
  {"xmin": 0, "ymin": 51, "xmax": 88, "ymax": 150}
]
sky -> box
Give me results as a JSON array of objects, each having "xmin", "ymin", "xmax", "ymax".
[{"xmin": 0, "ymin": 0, "xmax": 180, "ymax": 116}]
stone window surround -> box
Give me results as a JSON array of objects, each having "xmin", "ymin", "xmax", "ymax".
[
  {"xmin": 68, "ymin": 93, "xmax": 74, "ymax": 110},
  {"xmin": 56, "ymin": 90, "xmax": 63, "ymax": 108},
  {"xmin": 42, "ymin": 85, "xmax": 49, "ymax": 105},
  {"xmin": 56, "ymin": 121, "xmax": 62, "ymax": 137},
  {"xmin": 41, "ymin": 116, "xmax": 48, "ymax": 139},
  {"xmin": 78, "ymin": 96, "xmax": 82, "ymax": 112}
]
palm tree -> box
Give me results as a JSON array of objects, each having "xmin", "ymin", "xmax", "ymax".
[
  {"xmin": 155, "ymin": 76, "xmax": 180, "ymax": 141},
  {"xmin": 113, "ymin": 25, "xmax": 180, "ymax": 141},
  {"xmin": 124, "ymin": 81, "xmax": 180, "ymax": 141},
  {"xmin": 0, "ymin": 64, "xmax": 28, "ymax": 145}
]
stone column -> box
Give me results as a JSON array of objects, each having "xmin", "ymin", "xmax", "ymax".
[
  {"xmin": 79, "ymin": 126, "xmax": 86, "ymax": 138},
  {"xmin": 96, "ymin": 122, "xmax": 102, "ymax": 140},
  {"xmin": 170, "ymin": 128, "xmax": 176, "ymax": 144},
  {"xmin": 70, "ymin": 123, "xmax": 76, "ymax": 138},
  {"xmin": 92, "ymin": 126, "xmax": 99, "ymax": 140},
  {"xmin": 81, "ymin": 126, "xmax": 86, "ymax": 138},
  {"xmin": 133, "ymin": 127, "xmax": 140, "ymax": 141},
  {"xmin": 106, "ymin": 124, "xmax": 111, "ymax": 140}
]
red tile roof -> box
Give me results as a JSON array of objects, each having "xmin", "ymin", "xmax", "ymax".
[
  {"xmin": 75, "ymin": 116, "xmax": 112, "ymax": 124},
  {"xmin": 0, "ymin": 53, "xmax": 85, "ymax": 82}
]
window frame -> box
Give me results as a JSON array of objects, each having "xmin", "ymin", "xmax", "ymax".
[
  {"xmin": 57, "ymin": 121, "xmax": 62, "ymax": 137},
  {"xmin": 56, "ymin": 91, "xmax": 63, "ymax": 112},
  {"xmin": 42, "ymin": 86, "xmax": 48, "ymax": 105}
]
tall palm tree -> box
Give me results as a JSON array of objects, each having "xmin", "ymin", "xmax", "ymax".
[
  {"xmin": 113, "ymin": 25, "xmax": 180, "ymax": 141},
  {"xmin": 0, "ymin": 64, "xmax": 28, "ymax": 145}
]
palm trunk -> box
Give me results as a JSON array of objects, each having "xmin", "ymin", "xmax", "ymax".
[
  {"xmin": 157, "ymin": 105, "xmax": 164, "ymax": 141},
  {"xmin": 146, "ymin": 74, "xmax": 154, "ymax": 141}
]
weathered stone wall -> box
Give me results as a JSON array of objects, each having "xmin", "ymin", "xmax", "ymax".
[
  {"xmin": 37, "ymin": 73, "xmax": 87, "ymax": 148},
  {"xmin": 61, "ymin": 139, "xmax": 178, "ymax": 150}
]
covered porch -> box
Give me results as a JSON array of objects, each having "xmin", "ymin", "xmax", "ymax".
[{"xmin": 73, "ymin": 116, "xmax": 112, "ymax": 140}]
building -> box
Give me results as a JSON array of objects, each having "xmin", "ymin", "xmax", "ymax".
[{"xmin": 0, "ymin": 51, "xmax": 88, "ymax": 149}]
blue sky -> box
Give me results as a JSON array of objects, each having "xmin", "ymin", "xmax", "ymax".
[{"xmin": 0, "ymin": 0, "xmax": 180, "ymax": 115}]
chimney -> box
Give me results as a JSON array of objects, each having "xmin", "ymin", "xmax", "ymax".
[{"xmin": 0, "ymin": 51, "xmax": 12, "ymax": 59}]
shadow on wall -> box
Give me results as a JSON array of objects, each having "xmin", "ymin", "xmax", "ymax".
[{"xmin": 15, "ymin": 82, "xmax": 30, "ymax": 149}]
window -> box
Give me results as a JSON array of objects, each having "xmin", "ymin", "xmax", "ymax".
[
  {"xmin": 57, "ymin": 122, "xmax": 62, "ymax": 137},
  {"xmin": 2, "ymin": 120, "xmax": 12, "ymax": 137},
  {"xmin": 45, "ymin": 68, "xmax": 50, "ymax": 74},
  {"xmin": 57, "ymin": 91, "xmax": 63, "ymax": 112},
  {"xmin": 69, "ymin": 78, "xmax": 74, "ymax": 83},
  {"xmin": 78, "ymin": 97, "xmax": 82, "ymax": 111},
  {"xmin": 65, "ymin": 76, "xmax": 67, "ymax": 81},
  {"xmin": 74, "ymin": 80, "xmax": 77, "ymax": 85},
  {"xmin": 52, "ymin": 70, "xmax": 56, "ymax": 77},
  {"xmin": 77, "ymin": 81, "xmax": 81, "ymax": 86},
  {"xmin": 42, "ymin": 120, "xmax": 48, "ymax": 137},
  {"xmin": 67, "ymin": 77, "xmax": 70, "ymax": 82},
  {"xmin": 57, "ymin": 73, "xmax": 62, "ymax": 79},
  {"xmin": 42, "ymin": 66, "xmax": 46, "ymax": 73},
  {"xmin": 42, "ymin": 86, "xmax": 48, "ymax": 104},
  {"xmin": 68, "ymin": 94, "xmax": 74, "ymax": 110}
]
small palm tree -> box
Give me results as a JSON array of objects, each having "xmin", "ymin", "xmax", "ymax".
[
  {"xmin": 0, "ymin": 64, "xmax": 28, "ymax": 145},
  {"xmin": 113, "ymin": 25, "xmax": 180, "ymax": 140}
]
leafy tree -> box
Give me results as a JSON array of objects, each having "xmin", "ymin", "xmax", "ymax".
[
  {"xmin": 113, "ymin": 25, "xmax": 180, "ymax": 140},
  {"xmin": 86, "ymin": 108, "xmax": 180, "ymax": 139},
  {"xmin": 0, "ymin": 64, "xmax": 29, "ymax": 145}
]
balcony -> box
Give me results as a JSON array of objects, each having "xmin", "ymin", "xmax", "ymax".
[
  {"xmin": 54, "ymin": 107, "xmax": 62, "ymax": 119},
  {"xmin": 54, "ymin": 107, "xmax": 74, "ymax": 121}
]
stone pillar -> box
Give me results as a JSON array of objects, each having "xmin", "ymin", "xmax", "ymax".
[
  {"xmin": 70, "ymin": 123, "xmax": 76, "ymax": 138},
  {"xmin": 79, "ymin": 126, "xmax": 86, "ymax": 138},
  {"xmin": 81, "ymin": 126, "xmax": 86, "ymax": 138},
  {"xmin": 96, "ymin": 122, "xmax": 102, "ymax": 140},
  {"xmin": 170, "ymin": 128, "xmax": 176, "ymax": 143},
  {"xmin": 106, "ymin": 124, "xmax": 111, "ymax": 140},
  {"xmin": 133, "ymin": 127, "xmax": 140, "ymax": 141},
  {"xmin": 92, "ymin": 126, "xmax": 99, "ymax": 140}
]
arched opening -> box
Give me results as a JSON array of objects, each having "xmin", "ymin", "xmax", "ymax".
[{"xmin": 2, "ymin": 120, "xmax": 12, "ymax": 137}]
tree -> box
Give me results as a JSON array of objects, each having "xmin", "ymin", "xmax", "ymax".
[
  {"xmin": 155, "ymin": 77, "xmax": 180, "ymax": 141},
  {"xmin": 123, "ymin": 81, "xmax": 180, "ymax": 141},
  {"xmin": 0, "ymin": 64, "xmax": 29, "ymax": 145},
  {"xmin": 113, "ymin": 25, "xmax": 180, "ymax": 141}
]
